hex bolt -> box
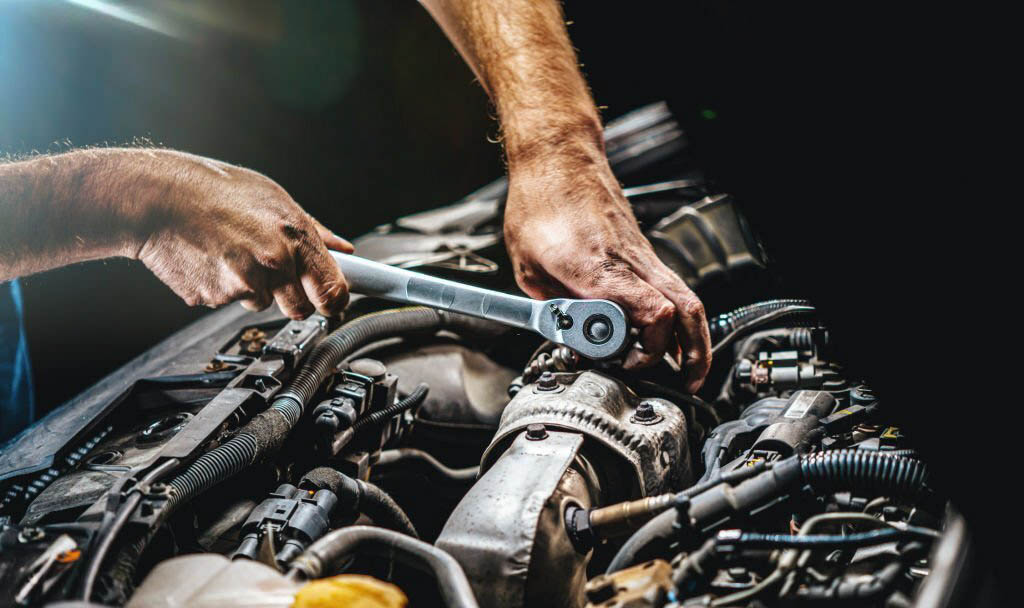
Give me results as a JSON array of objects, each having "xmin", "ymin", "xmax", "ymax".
[
  {"xmin": 525, "ymin": 423, "xmax": 548, "ymax": 441},
  {"xmin": 537, "ymin": 371, "xmax": 559, "ymax": 391},
  {"xmin": 634, "ymin": 401, "xmax": 656, "ymax": 422}
]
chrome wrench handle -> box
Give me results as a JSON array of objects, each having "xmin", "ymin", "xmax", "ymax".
[{"xmin": 331, "ymin": 251, "xmax": 629, "ymax": 360}]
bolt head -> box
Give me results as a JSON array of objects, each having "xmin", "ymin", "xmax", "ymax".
[
  {"xmin": 525, "ymin": 423, "xmax": 548, "ymax": 441},
  {"xmin": 537, "ymin": 371, "xmax": 559, "ymax": 391}
]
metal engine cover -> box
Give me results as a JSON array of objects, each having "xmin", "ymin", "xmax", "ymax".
[
  {"xmin": 436, "ymin": 371, "xmax": 691, "ymax": 608},
  {"xmin": 482, "ymin": 371, "xmax": 691, "ymax": 498}
]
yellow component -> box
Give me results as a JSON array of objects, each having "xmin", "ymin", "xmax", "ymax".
[
  {"xmin": 293, "ymin": 574, "xmax": 407, "ymax": 608},
  {"xmin": 881, "ymin": 426, "xmax": 901, "ymax": 439}
]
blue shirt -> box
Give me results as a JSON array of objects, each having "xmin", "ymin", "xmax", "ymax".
[{"xmin": 0, "ymin": 279, "xmax": 34, "ymax": 442}]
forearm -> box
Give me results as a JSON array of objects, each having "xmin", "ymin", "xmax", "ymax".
[
  {"xmin": 420, "ymin": 0, "xmax": 604, "ymax": 169},
  {"xmin": 0, "ymin": 149, "xmax": 195, "ymax": 281}
]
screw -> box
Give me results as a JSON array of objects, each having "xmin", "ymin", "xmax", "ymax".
[
  {"xmin": 549, "ymin": 304, "xmax": 573, "ymax": 330},
  {"xmin": 204, "ymin": 359, "xmax": 227, "ymax": 373},
  {"xmin": 537, "ymin": 371, "xmax": 559, "ymax": 391},
  {"xmin": 525, "ymin": 424, "xmax": 548, "ymax": 441}
]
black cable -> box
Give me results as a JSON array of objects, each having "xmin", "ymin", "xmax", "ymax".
[
  {"xmin": 718, "ymin": 527, "xmax": 936, "ymax": 550},
  {"xmin": 352, "ymin": 383, "xmax": 429, "ymax": 434},
  {"xmin": 78, "ymin": 458, "xmax": 180, "ymax": 601}
]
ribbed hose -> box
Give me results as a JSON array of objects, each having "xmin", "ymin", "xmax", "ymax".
[
  {"xmin": 167, "ymin": 308, "xmax": 454, "ymax": 510},
  {"xmin": 352, "ymin": 383, "xmax": 429, "ymax": 434},
  {"xmin": 712, "ymin": 296, "xmax": 815, "ymax": 345},
  {"xmin": 800, "ymin": 449, "xmax": 928, "ymax": 497},
  {"xmin": 709, "ymin": 299, "xmax": 814, "ymax": 343}
]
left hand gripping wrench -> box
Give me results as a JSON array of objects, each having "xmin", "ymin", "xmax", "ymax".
[{"xmin": 331, "ymin": 252, "xmax": 630, "ymax": 360}]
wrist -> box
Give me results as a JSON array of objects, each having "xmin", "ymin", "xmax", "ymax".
[
  {"xmin": 503, "ymin": 112, "xmax": 606, "ymax": 173},
  {"xmin": 66, "ymin": 149, "xmax": 183, "ymax": 260}
]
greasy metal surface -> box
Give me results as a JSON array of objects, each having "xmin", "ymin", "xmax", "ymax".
[
  {"xmin": 376, "ymin": 342, "xmax": 516, "ymax": 427},
  {"xmin": 436, "ymin": 431, "xmax": 587, "ymax": 608},
  {"xmin": 482, "ymin": 371, "xmax": 690, "ymax": 498},
  {"xmin": 583, "ymin": 559, "xmax": 673, "ymax": 608},
  {"xmin": 332, "ymin": 252, "xmax": 629, "ymax": 360}
]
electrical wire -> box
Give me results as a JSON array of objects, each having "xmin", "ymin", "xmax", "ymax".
[{"xmin": 78, "ymin": 458, "xmax": 180, "ymax": 601}]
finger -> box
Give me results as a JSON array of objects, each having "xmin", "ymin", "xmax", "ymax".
[
  {"xmin": 311, "ymin": 218, "xmax": 354, "ymax": 253},
  {"xmin": 623, "ymin": 288, "xmax": 675, "ymax": 369},
  {"xmin": 239, "ymin": 278, "xmax": 273, "ymax": 311},
  {"xmin": 571, "ymin": 271, "xmax": 675, "ymax": 369},
  {"xmin": 295, "ymin": 241, "xmax": 350, "ymax": 317},
  {"xmin": 677, "ymin": 297, "xmax": 712, "ymax": 393},
  {"xmin": 272, "ymin": 280, "xmax": 315, "ymax": 320},
  {"xmin": 652, "ymin": 280, "xmax": 711, "ymax": 391}
]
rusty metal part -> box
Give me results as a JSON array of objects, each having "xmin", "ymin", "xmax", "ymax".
[
  {"xmin": 204, "ymin": 359, "xmax": 228, "ymax": 373},
  {"xmin": 584, "ymin": 560, "xmax": 674, "ymax": 608},
  {"xmin": 588, "ymin": 493, "xmax": 676, "ymax": 540},
  {"xmin": 482, "ymin": 371, "xmax": 691, "ymax": 499},
  {"xmin": 436, "ymin": 431, "xmax": 595, "ymax": 608}
]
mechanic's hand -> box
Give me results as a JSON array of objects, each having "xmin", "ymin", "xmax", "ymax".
[
  {"xmin": 133, "ymin": 152, "xmax": 353, "ymax": 319},
  {"xmin": 504, "ymin": 153, "xmax": 711, "ymax": 392}
]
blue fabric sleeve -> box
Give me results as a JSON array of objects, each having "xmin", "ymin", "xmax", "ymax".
[{"xmin": 0, "ymin": 279, "xmax": 35, "ymax": 442}]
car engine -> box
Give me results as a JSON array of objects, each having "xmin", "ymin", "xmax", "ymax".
[{"xmin": 0, "ymin": 104, "xmax": 957, "ymax": 607}]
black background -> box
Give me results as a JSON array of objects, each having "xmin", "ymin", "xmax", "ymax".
[{"xmin": 0, "ymin": 0, "xmax": 1004, "ymax": 591}]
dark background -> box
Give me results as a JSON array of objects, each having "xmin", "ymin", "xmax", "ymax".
[{"xmin": 1, "ymin": 0, "xmax": 509, "ymax": 413}]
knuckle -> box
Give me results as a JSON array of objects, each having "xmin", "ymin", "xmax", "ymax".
[
  {"xmin": 260, "ymin": 253, "xmax": 289, "ymax": 272},
  {"xmin": 654, "ymin": 300, "xmax": 676, "ymax": 322},
  {"xmin": 682, "ymin": 298, "xmax": 706, "ymax": 319}
]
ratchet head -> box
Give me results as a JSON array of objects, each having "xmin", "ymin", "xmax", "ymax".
[{"xmin": 536, "ymin": 298, "xmax": 630, "ymax": 360}]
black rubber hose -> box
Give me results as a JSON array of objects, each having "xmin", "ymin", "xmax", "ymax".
[
  {"xmin": 352, "ymin": 383, "xmax": 429, "ymax": 434},
  {"xmin": 299, "ymin": 466, "xmax": 418, "ymax": 538},
  {"xmin": 708, "ymin": 299, "xmax": 813, "ymax": 342},
  {"xmin": 799, "ymin": 450, "xmax": 928, "ymax": 497},
  {"xmin": 711, "ymin": 305, "xmax": 817, "ymax": 357},
  {"xmin": 289, "ymin": 525, "xmax": 479, "ymax": 608},
  {"xmin": 77, "ymin": 458, "xmax": 180, "ymax": 601},
  {"xmin": 167, "ymin": 308, "xmax": 460, "ymax": 510},
  {"xmin": 356, "ymin": 479, "xmax": 419, "ymax": 539},
  {"xmin": 607, "ymin": 452, "xmax": 928, "ymax": 573}
]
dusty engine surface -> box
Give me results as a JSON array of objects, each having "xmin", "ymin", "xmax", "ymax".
[{"xmin": 0, "ymin": 105, "xmax": 959, "ymax": 607}]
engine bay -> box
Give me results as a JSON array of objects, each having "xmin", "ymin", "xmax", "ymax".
[{"xmin": 0, "ymin": 104, "xmax": 955, "ymax": 607}]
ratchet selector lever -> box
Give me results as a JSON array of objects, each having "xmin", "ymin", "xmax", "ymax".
[{"xmin": 331, "ymin": 252, "xmax": 630, "ymax": 360}]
